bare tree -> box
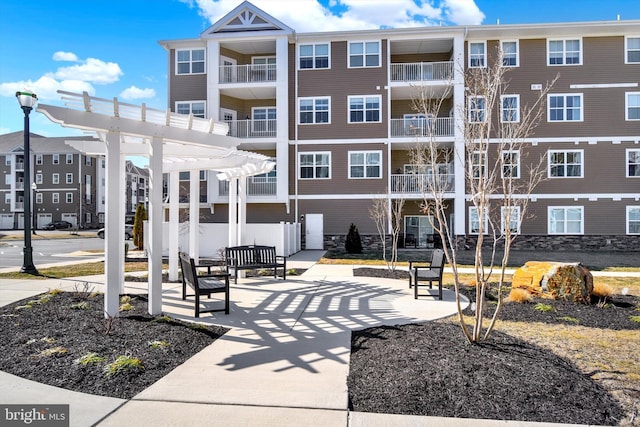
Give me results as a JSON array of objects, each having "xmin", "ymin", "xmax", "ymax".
[
  {"xmin": 410, "ymin": 48, "xmax": 556, "ymax": 343},
  {"xmin": 369, "ymin": 192, "xmax": 405, "ymax": 271}
]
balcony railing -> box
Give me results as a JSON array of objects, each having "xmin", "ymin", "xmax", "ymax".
[
  {"xmin": 15, "ymin": 182, "xmax": 24, "ymax": 190},
  {"xmin": 226, "ymin": 119, "xmax": 277, "ymax": 138},
  {"xmin": 15, "ymin": 161, "xmax": 24, "ymax": 170},
  {"xmin": 219, "ymin": 64, "xmax": 277, "ymax": 84},
  {"xmin": 15, "ymin": 202, "xmax": 24, "ymax": 210},
  {"xmin": 390, "ymin": 117, "xmax": 454, "ymax": 138},
  {"xmin": 219, "ymin": 179, "xmax": 277, "ymax": 196},
  {"xmin": 390, "ymin": 173, "xmax": 455, "ymax": 194},
  {"xmin": 390, "ymin": 61, "xmax": 453, "ymax": 82}
]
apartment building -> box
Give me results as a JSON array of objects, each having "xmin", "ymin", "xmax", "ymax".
[
  {"xmin": 0, "ymin": 131, "xmax": 149, "ymax": 230},
  {"xmin": 159, "ymin": 1, "xmax": 640, "ymax": 251}
]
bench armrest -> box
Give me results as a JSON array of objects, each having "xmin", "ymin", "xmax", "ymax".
[{"xmin": 409, "ymin": 260, "xmax": 432, "ymax": 269}]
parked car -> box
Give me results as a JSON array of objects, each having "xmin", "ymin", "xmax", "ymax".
[
  {"xmin": 97, "ymin": 225, "xmax": 134, "ymax": 240},
  {"xmin": 42, "ymin": 220, "xmax": 73, "ymax": 230}
]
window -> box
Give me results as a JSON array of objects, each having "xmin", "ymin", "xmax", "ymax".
[
  {"xmin": 469, "ymin": 96, "xmax": 486, "ymax": 123},
  {"xmin": 626, "ymin": 92, "xmax": 640, "ymax": 120},
  {"xmin": 548, "ymin": 206, "xmax": 583, "ymax": 234},
  {"xmin": 85, "ymin": 156, "xmax": 92, "ymax": 166},
  {"xmin": 66, "ymin": 173, "xmax": 73, "ymax": 184},
  {"xmin": 469, "ymin": 207, "xmax": 489, "ymax": 234},
  {"xmin": 348, "ymin": 41, "xmax": 380, "ymax": 68},
  {"xmin": 35, "ymin": 193, "xmax": 42, "ymax": 204},
  {"xmin": 4, "ymin": 194, "xmax": 10, "ymax": 204},
  {"xmin": 299, "ymin": 97, "xmax": 330, "ymax": 124},
  {"xmin": 4, "ymin": 175, "xmax": 10, "ymax": 185},
  {"xmin": 252, "ymin": 107, "xmax": 276, "ymax": 133},
  {"xmin": 176, "ymin": 48, "xmax": 205, "ymax": 74},
  {"xmin": 52, "ymin": 173, "xmax": 59, "ymax": 184},
  {"xmin": 501, "ymin": 206, "xmax": 521, "ymax": 234},
  {"xmin": 349, "ymin": 151, "xmax": 382, "ymax": 179},
  {"xmin": 348, "ymin": 95, "xmax": 381, "ymax": 123},
  {"xmin": 470, "ymin": 151, "xmax": 487, "ymax": 179},
  {"xmin": 547, "ymin": 39, "xmax": 581, "ymax": 65},
  {"xmin": 627, "ymin": 206, "xmax": 640, "ymax": 234},
  {"xmin": 501, "ymin": 95, "xmax": 520, "ymax": 122},
  {"xmin": 66, "ymin": 154, "xmax": 73, "ymax": 164},
  {"xmin": 52, "ymin": 193, "xmax": 59, "ymax": 204},
  {"xmin": 299, "ymin": 43, "xmax": 329, "ymax": 69},
  {"xmin": 469, "ymin": 42, "xmax": 486, "ymax": 67},
  {"xmin": 627, "ymin": 149, "xmax": 640, "ymax": 177},
  {"xmin": 501, "ymin": 41, "xmax": 519, "ymax": 67},
  {"xmin": 625, "ymin": 36, "xmax": 640, "ymax": 64},
  {"xmin": 548, "ymin": 94, "xmax": 583, "ymax": 122},
  {"xmin": 52, "ymin": 154, "xmax": 59, "ymax": 165},
  {"xmin": 85, "ymin": 213, "xmax": 91, "ymax": 224},
  {"xmin": 5, "ymin": 157, "xmax": 10, "ymax": 166},
  {"xmin": 66, "ymin": 193, "xmax": 73, "ymax": 204},
  {"xmin": 548, "ymin": 150, "xmax": 583, "ymax": 178},
  {"xmin": 502, "ymin": 150, "xmax": 520, "ymax": 178},
  {"xmin": 35, "ymin": 173, "xmax": 42, "ymax": 184},
  {"xmin": 251, "ymin": 56, "xmax": 276, "ymax": 81},
  {"xmin": 35, "ymin": 154, "xmax": 42, "ymax": 165},
  {"xmin": 176, "ymin": 101, "xmax": 205, "ymax": 118},
  {"xmin": 299, "ymin": 152, "xmax": 330, "ymax": 179}
]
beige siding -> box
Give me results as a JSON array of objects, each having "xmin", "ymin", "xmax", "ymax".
[{"xmin": 168, "ymin": 49, "xmax": 207, "ymax": 111}]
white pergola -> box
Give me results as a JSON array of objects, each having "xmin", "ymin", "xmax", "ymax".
[{"xmin": 37, "ymin": 91, "xmax": 274, "ymax": 317}]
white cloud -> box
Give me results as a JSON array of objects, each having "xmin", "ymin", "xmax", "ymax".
[
  {"xmin": 442, "ymin": 0, "xmax": 484, "ymax": 25},
  {"xmin": 119, "ymin": 86, "xmax": 156, "ymax": 100},
  {"xmin": 50, "ymin": 57, "xmax": 123, "ymax": 85},
  {"xmin": 0, "ymin": 76, "xmax": 95, "ymax": 101},
  {"xmin": 52, "ymin": 51, "xmax": 79, "ymax": 62}
]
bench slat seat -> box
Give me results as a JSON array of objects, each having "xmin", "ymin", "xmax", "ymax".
[
  {"xmin": 179, "ymin": 251, "xmax": 230, "ymax": 317},
  {"xmin": 225, "ymin": 245, "xmax": 287, "ymax": 284}
]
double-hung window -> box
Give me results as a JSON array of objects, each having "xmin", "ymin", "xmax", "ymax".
[
  {"xmin": 252, "ymin": 107, "xmax": 276, "ymax": 133},
  {"xmin": 627, "ymin": 206, "xmax": 640, "ymax": 234},
  {"xmin": 501, "ymin": 206, "xmax": 521, "ymax": 234},
  {"xmin": 469, "ymin": 207, "xmax": 489, "ymax": 234},
  {"xmin": 501, "ymin": 95, "xmax": 520, "ymax": 123},
  {"xmin": 625, "ymin": 36, "xmax": 640, "ymax": 64},
  {"xmin": 36, "ymin": 155, "xmax": 42, "ymax": 165},
  {"xmin": 469, "ymin": 42, "xmax": 486, "ymax": 67},
  {"xmin": 52, "ymin": 193, "xmax": 59, "ymax": 204},
  {"xmin": 548, "ymin": 150, "xmax": 583, "ymax": 178},
  {"xmin": 502, "ymin": 150, "xmax": 520, "ymax": 179},
  {"xmin": 66, "ymin": 154, "xmax": 73, "ymax": 164},
  {"xmin": 66, "ymin": 173, "xmax": 73, "ymax": 184},
  {"xmin": 35, "ymin": 174, "xmax": 42, "ymax": 185},
  {"xmin": 349, "ymin": 151, "xmax": 382, "ymax": 179},
  {"xmin": 35, "ymin": 193, "xmax": 42, "ymax": 204},
  {"xmin": 501, "ymin": 41, "xmax": 519, "ymax": 67},
  {"xmin": 548, "ymin": 94, "xmax": 583, "ymax": 122},
  {"xmin": 470, "ymin": 151, "xmax": 487, "ymax": 179},
  {"xmin": 176, "ymin": 101, "xmax": 205, "ymax": 118},
  {"xmin": 52, "ymin": 173, "xmax": 60, "ymax": 184},
  {"xmin": 547, "ymin": 39, "xmax": 581, "ymax": 65},
  {"xmin": 299, "ymin": 97, "xmax": 330, "ymax": 124},
  {"xmin": 299, "ymin": 43, "xmax": 329, "ymax": 69},
  {"xmin": 53, "ymin": 154, "xmax": 59, "ymax": 165},
  {"xmin": 627, "ymin": 149, "xmax": 640, "ymax": 177},
  {"xmin": 66, "ymin": 193, "xmax": 73, "ymax": 204},
  {"xmin": 348, "ymin": 95, "xmax": 381, "ymax": 123},
  {"xmin": 176, "ymin": 49, "xmax": 205, "ymax": 74},
  {"xmin": 348, "ymin": 41, "xmax": 380, "ymax": 68},
  {"xmin": 299, "ymin": 152, "xmax": 330, "ymax": 179},
  {"xmin": 469, "ymin": 96, "xmax": 486, "ymax": 123},
  {"xmin": 548, "ymin": 206, "xmax": 583, "ymax": 234},
  {"xmin": 626, "ymin": 92, "xmax": 640, "ymax": 120}
]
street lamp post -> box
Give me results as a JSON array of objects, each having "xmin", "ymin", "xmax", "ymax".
[
  {"xmin": 16, "ymin": 90, "xmax": 38, "ymax": 275},
  {"xmin": 31, "ymin": 182, "xmax": 37, "ymax": 235}
]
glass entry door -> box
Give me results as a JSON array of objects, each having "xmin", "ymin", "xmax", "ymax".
[{"xmin": 404, "ymin": 216, "xmax": 434, "ymax": 248}]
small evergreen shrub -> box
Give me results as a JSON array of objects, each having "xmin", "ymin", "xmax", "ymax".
[{"xmin": 345, "ymin": 223, "xmax": 362, "ymax": 254}]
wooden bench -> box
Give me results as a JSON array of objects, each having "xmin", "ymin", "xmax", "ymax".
[
  {"xmin": 179, "ymin": 252, "xmax": 230, "ymax": 317},
  {"xmin": 224, "ymin": 245, "xmax": 287, "ymax": 284}
]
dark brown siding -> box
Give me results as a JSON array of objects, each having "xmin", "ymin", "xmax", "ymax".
[{"xmin": 300, "ymin": 199, "xmax": 379, "ymax": 234}]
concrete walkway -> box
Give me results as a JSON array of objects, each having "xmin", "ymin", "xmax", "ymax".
[{"xmin": 0, "ymin": 251, "xmax": 594, "ymax": 427}]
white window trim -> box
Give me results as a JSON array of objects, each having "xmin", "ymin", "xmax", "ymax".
[
  {"xmin": 500, "ymin": 94, "xmax": 520, "ymax": 123},
  {"xmin": 52, "ymin": 154, "xmax": 59, "ymax": 165},
  {"xmin": 66, "ymin": 154, "xmax": 73, "ymax": 164},
  {"xmin": 35, "ymin": 173, "xmax": 42, "ymax": 185},
  {"xmin": 347, "ymin": 95, "xmax": 382, "ymax": 124},
  {"xmin": 501, "ymin": 149, "xmax": 521, "ymax": 179},
  {"xmin": 66, "ymin": 173, "xmax": 73, "ymax": 184},
  {"xmin": 548, "ymin": 206, "xmax": 584, "ymax": 235},
  {"xmin": 501, "ymin": 206, "xmax": 521, "ymax": 234},
  {"xmin": 35, "ymin": 154, "xmax": 43, "ymax": 165},
  {"xmin": 468, "ymin": 41, "xmax": 487, "ymax": 68},
  {"xmin": 298, "ymin": 43, "xmax": 331, "ymax": 70},
  {"xmin": 547, "ymin": 38, "xmax": 583, "ymax": 66},
  {"xmin": 469, "ymin": 206, "xmax": 489, "ymax": 235},
  {"xmin": 500, "ymin": 40, "xmax": 519, "ymax": 67},
  {"xmin": 66, "ymin": 193, "xmax": 73, "ymax": 204},
  {"xmin": 470, "ymin": 150, "xmax": 488, "ymax": 179},
  {"xmin": 175, "ymin": 100, "xmax": 206, "ymax": 118},
  {"xmin": 348, "ymin": 150, "xmax": 383, "ymax": 179},
  {"xmin": 624, "ymin": 36, "xmax": 640, "ymax": 64},
  {"xmin": 52, "ymin": 193, "xmax": 59, "ymax": 204},
  {"xmin": 468, "ymin": 95, "xmax": 487, "ymax": 123},
  {"xmin": 627, "ymin": 148, "xmax": 640, "ymax": 178},
  {"xmin": 347, "ymin": 40, "xmax": 381, "ymax": 69},
  {"xmin": 625, "ymin": 92, "xmax": 640, "ymax": 121},
  {"xmin": 52, "ymin": 173, "xmax": 60, "ymax": 184},
  {"xmin": 4, "ymin": 175, "xmax": 10, "ymax": 185},
  {"xmin": 298, "ymin": 152, "xmax": 331, "ymax": 180},
  {"xmin": 547, "ymin": 149, "xmax": 584, "ymax": 178},
  {"xmin": 627, "ymin": 206, "xmax": 640, "ymax": 235},
  {"xmin": 547, "ymin": 93, "xmax": 584, "ymax": 122},
  {"xmin": 175, "ymin": 48, "xmax": 206, "ymax": 75},
  {"xmin": 35, "ymin": 193, "xmax": 43, "ymax": 204},
  {"xmin": 298, "ymin": 97, "xmax": 331, "ymax": 125}
]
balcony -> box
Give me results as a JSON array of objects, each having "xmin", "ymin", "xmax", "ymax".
[
  {"xmin": 219, "ymin": 64, "xmax": 276, "ymax": 84},
  {"xmin": 390, "ymin": 61, "xmax": 453, "ymax": 83},
  {"xmin": 226, "ymin": 119, "xmax": 277, "ymax": 138},
  {"xmin": 15, "ymin": 161, "xmax": 24, "ymax": 170},
  {"xmin": 218, "ymin": 179, "xmax": 277, "ymax": 196},
  {"xmin": 15, "ymin": 182, "xmax": 25, "ymax": 190},
  {"xmin": 390, "ymin": 117, "xmax": 454, "ymax": 138},
  {"xmin": 390, "ymin": 173, "xmax": 455, "ymax": 194}
]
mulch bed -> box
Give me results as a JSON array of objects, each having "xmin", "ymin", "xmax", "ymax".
[{"xmin": 0, "ymin": 291, "xmax": 227, "ymax": 399}]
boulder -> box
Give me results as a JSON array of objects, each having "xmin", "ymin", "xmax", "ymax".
[{"xmin": 511, "ymin": 261, "xmax": 593, "ymax": 304}]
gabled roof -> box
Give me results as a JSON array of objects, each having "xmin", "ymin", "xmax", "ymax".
[{"xmin": 201, "ymin": 0, "xmax": 293, "ymax": 37}]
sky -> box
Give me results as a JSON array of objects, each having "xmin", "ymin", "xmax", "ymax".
[{"xmin": 1, "ymin": 0, "xmax": 638, "ymax": 165}]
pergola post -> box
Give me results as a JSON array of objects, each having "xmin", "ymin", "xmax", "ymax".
[
  {"xmin": 238, "ymin": 175, "xmax": 247, "ymax": 245},
  {"xmin": 148, "ymin": 136, "xmax": 163, "ymax": 315},
  {"xmin": 228, "ymin": 178, "xmax": 238, "ymax": 247},
  {"xmin": 104, "ymin": 132, "xmax": 122, "ymax": 317},
  {"xmin": 189, "ymin": 170, "xmax": 200, "ymax": 262},
  {"xmin": 168, "ymin": 170, "xmax": 180, "ymax": 281}
]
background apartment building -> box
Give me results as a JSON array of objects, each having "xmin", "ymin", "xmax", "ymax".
[
  {"xmin": 156, "ymin": 1, "xmax": 637, "ymax": 251},
  {"xmin": 0, "ymin": 131, "xmax": 148, "ymax": 230}
]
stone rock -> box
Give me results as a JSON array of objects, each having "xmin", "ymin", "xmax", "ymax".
[{"xmin": 511, "ymin": 261, "xmax": 593, "ymax": 304}]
